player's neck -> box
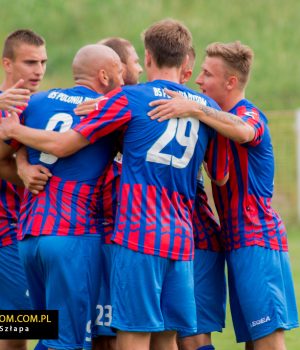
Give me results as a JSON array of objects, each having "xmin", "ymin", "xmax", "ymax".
[
  {"xmin": 221, "ymin": 90, "xmax": 245, "ymax": 112},
  {"xmin": 75, "ymin": 81, "xmax": 104, "ymax": 95},
  {"xmin": 147, "ymin": 66, "xmax": 182, "ymax": 84}
]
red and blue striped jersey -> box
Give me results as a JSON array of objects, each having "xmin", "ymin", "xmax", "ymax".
[
  {"xmin": 0, "ymin": 107, "xmax": 23, "ymax": 247},
  {"xmin": 99, "ymin": 160, "xmax": 223, "ymax": 252},
  {"xmin": 75, "ymin": 80, "xmax": 228, "ymax": 260},
  {"xmin": 15, "ymin": 86, "xmax": 117, "ymax": 239},
  {"xmin": 98, "ymin": 156, "xmax": 122, "ymax": 244},
  {"xmin": 212, "ymin": 99, "xmax": 287, "ymax": 251},
  {"xmin": 0, "ymin": 179, "xmax": 23, "ymax": 247},
  {"xmin": 193, "ymin": 170, "xmax": 222, "ymax": 252}
]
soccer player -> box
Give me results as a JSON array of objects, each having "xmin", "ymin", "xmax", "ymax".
[
  {"xmin": 170, "ymin": 45, "xmax": 226, "ymax": 350},
  {"xmin": 100, "ymin": 37, "xmax": 143, "ymax": 86},
  {"xmin": 148, "ymin": 41, "xmax": 299, "ymax": 350},
  {"xmin": 1, "ymin": 43, "xmax": 123, "ymax": 350},
  {"xmin": 98, "ymin": 37, "xmax": 142, "ymax": 348},
  {"xmin": 0, "ymin": 29, "xmax": 48, "ymax": 350},
  {"xmin": 0, "ymin": 19, "xmax": 229, "ymax": 350},
  {"xmin": 80, "ymin": 37, "xmax": 143, "ymax": 350}
]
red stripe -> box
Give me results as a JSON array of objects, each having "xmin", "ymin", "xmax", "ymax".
[
  {"xmin": 159, "ymin": 187, "xmax": 171, "ymax": 256},
  {"xmin": 115, "ymin": 183, "xmax": 130, "ymax": 245},
  {"xmin": 128, "ymin": 184, "xmax": 142, "ymax": 250},
  {"xmin": 144, "ymin": 185, "xmax": 157, "ymax": 255},
  {"xmin": 170, "ymin": 192, "xmax": 182, "ymax": 260}
]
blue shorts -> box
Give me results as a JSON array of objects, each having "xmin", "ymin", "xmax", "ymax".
[
  {"xmin": 226, "ymin": 246, "xmax": 299, "ymax": 342},
  {"xmin": 110, "ymin": 244, "xmax": 197, "ymax": 334},
  {"xmin": 179, "ymin": 249, "xmax": 226, "ymax": 337},
  {"xmin": 0, "ymin": 243, "xmax": 32, "ymax": 310},
  {"xmin": 92, "ymin": 244, "xmax": 115, "ymax": 338},
  {"xmin": 19, "ymin": 235, "xmax": 102, "ymax": 350}
]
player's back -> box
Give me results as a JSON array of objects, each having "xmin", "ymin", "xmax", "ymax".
[
  {"xmin": 23, "ymin": 86, "xmax": 115, "ymax": 181},
  {"xmin": 19, "ymin": 86, "xmax": 116, "ymax": 239},
  {"xmin": 113, "ymin": 80, "xmax": 223, "ymax": 260}
]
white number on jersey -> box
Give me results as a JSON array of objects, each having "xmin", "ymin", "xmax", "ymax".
[
  {"xmin": 39, "ymin": 113, "xmax": 73, "ymax": 164},
  {"xmin": 95, "ymin": 304, "xmax": 112, "ymax": 327},
  {"xmin": 146, "ymin": 118, "xmax": 199, "ymax": 168},
  {"xmin": 85, "ymin": 320, "xmax": 92, "ymax": 343}
]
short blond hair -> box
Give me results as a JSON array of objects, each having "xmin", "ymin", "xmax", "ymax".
[{"xmin": 206, "ymin": 41, "xmax": 254, "ymax": 88}]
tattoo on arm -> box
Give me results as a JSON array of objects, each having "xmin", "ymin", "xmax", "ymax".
[{"xmin": 199, "ymin": 105, "xmax": 244, "ymax": 126}]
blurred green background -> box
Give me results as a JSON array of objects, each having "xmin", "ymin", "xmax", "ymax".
[
  {"xmin": 0, "ymin": 0, "xmax": 299, "ymax": 348},
  {"xmin": 1, "ymin": 0, "xmax": 300, "ymax": 110}
]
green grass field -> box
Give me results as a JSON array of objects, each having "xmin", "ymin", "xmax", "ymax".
[{"xmin": 1, "ymin": 0, "xmax": 300, "ymax": 110}]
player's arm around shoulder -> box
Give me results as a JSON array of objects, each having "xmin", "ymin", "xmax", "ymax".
[
  {"xmin": 0, "ymin": 111, "xmax": 89, "ymax": 158},
  {"xmin": 149, "ymin": 89, "xmax": 255, "ymax": 144}
]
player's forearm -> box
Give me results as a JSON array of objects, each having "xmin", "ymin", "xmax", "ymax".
[
  {"xmin": 196, "ymin": 105, "xmax": 255, "ymax": 144},
  {"xmin": 8, "ymin": 125, "xmax": 89, "ymax": 157}
]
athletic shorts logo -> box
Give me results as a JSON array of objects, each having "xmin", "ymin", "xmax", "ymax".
[{"xmin": 250, "ymin": 316, "xmax": 271, "ymax": 328}]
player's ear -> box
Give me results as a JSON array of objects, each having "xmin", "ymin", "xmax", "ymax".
[
  {"xmin": 144, "ymin": 49, "xmax": 151, "ymax": 68},
  {"xmin": 121, "ymin": 62, "xmax": 127, "ymax": 79},
  {"xmin": 181, "ymin": 69, "xmax": 193, "ymax": 84},
  {"xmin": 226, "ymin": 75, "xmax": 238, "ymax": 91},
  {"xmin": 2, "ymin": 57, "xmax": 13, "ymax": 73},
  {"xmin": 99, "ymin": 69, "xmax": 109, "ymax": 87}
]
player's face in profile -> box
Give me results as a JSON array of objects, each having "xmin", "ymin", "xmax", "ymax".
[
  {"xmin": 8, "ymin": 43, "xmax": 47, "ymax": 93},
  {"xmin": 108, "ymin": 58, "xmax": 124, "ymax": 91},
  {"xmin": 123, "ymin": 45, "xmax": 143, "ymax": 85},
  {"xmin": 195, "ymin": 56, "xmax": 228, "ymax": 106}
]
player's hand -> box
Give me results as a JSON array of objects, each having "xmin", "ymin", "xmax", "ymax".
[
  {"xmin": 74, "ymin": 96, "xmax": 107, "ymax": 115},
  {"xmin": 0, "ymin": 79, "xmax": 30, "ymax": 113},
  {"xmin": 0, "ymin": 111, "xmax": 20, "ymax": 140},
  {"xmin": 17, "ymin": 164, "xmax": 52, "ymax": 195},
  {"xmin": 148, "ymin": 88, "xmax": 199, "ymax": 121}
]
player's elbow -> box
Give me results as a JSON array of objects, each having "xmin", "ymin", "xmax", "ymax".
[
  {"xmin": 48, "ymin": 131, "xmax": 89, "ymax": 158},
  {"xmin": 235, "ymin": 126, "xmax": 255, "ymax": 144},
  {"xmin": 50, "ymin": 145, "xmax": 74, "ymax": 158}
]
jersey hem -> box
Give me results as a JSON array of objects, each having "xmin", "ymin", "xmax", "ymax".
[{"xmin": 112, "ymin": 237, "xmax": 194, "ymax": 261}]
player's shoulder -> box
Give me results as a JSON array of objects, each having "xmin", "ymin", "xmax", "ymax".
[
  {"xmin": 145, "ymin": 80, "xmax": 221, "ymax": 110},
  {"xmin": 234, "ymin": 99, "xmax": 268, "ymax": 123},
  {"xmin": 29, "ymin": 89, "xmax": 52, "ymax": 102},
  {"xmin": 31, "ymin": 86, "xmax": 100, "ymax": 107},
  {"xmin": 180, "ymin": 85, "xmax": 221, "ymax": 110}
]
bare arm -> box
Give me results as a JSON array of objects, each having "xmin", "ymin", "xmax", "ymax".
[
  {"xmin": 0, "ymin": 79, "xmax": 30, "ymax": 113},
  {"xmin": 0, "ymin": 112, "xmax": 89, "ymax": 157},
  {"xmin": 16, "ymin": 146, "xmax": 52, "ymax": 195},
  {"xmin": 148, "ymin": 89, "xmax": 255, "ymax": 144},
  {"xmin": 74, "ymin": 96, "xmax": 105, "ymax": 115},
  {"xmin": 0, "ymin": 140, "xmax": 23, "ymax": 185}
]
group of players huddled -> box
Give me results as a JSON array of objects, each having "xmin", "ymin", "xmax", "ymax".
[{"xmin": 0, "ymin": 18, "xmax": 298, "ymax": 350}]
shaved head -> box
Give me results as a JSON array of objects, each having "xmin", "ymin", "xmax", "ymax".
[
  {"xmin": 72, "ymin": 44, "xmax": 120, "ymax": 80},
  {"xmin": 72, "ymin": 44, "xmax": 123, "ymax": 93}
]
